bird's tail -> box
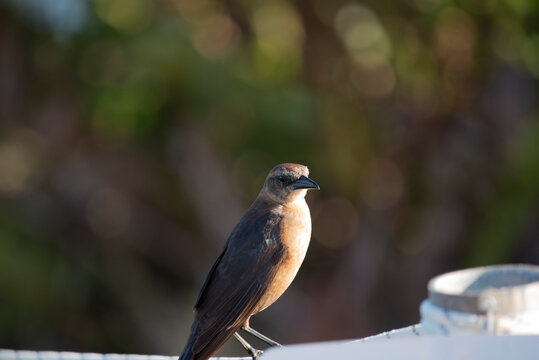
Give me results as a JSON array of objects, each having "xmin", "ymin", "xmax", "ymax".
[
  {"xmin": 179, "ymin": 323, "xmax": 240, "ymax": 360},
  {"xmin": 178, "ymin": 334, "xmax": 196, "ymax": 360}
]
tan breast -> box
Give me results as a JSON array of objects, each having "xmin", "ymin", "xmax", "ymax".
[{"xmin": 254, "ymin": 199, "xmax": 312, "ymax": 313}]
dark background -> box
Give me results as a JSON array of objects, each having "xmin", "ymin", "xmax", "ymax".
[{"xmin": 1, "ymin": 0, "xmax": 538, "ymax": 357}]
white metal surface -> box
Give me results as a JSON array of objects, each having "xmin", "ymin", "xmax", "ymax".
[
  {"xmin": 420, "ymin": 299, "xmax": 539, "ymax": 335},
  {"xmin": 422, "ymin": 264, "xmax": 539, "ymax": 335},
  {"xmin": 0, "ymin": 350, "xmax": 249, "ymax": 360},
  {"xmin": 427, "ymin": 264, "xmax": 539, "ymax": 314},
  {"xmin": 353, "ymin": 324, "xmax": 422, "ymax": 343},
  {"xmin": 262, "ymin": 335, "xmax": 539, "ymax": 360}
]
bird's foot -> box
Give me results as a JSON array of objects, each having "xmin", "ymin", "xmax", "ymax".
[
  {"xmin": 248, "ymin": 348, "xmax": 263, "ymax": 359},
  {"xmin": 234, "ymin": 332, "xmax": 264, "ymax": 359}
]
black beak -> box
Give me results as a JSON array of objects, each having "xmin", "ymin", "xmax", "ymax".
[{"xmin": 292, "ymin": 175, "xmax": 320, "ymax": 190}]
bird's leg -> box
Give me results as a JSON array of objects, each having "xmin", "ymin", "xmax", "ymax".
[
  {"xmin": 234, "ymin": 332, "xmax": 263, "ymax": 359},
  {"xmin": 243, "ymin": 326, "xmax": 282, "ymax": 347}
]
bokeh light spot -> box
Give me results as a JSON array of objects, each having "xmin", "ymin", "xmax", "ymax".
[
  {"xmin": 252, "ymin": 2, "xmax": 305, "ymax": 79},
  {"xmin": 3, "ymin": 0, "xmax": 89, "ymax": 41},
  {"xmin": 335, "ymin": 5, "xmax": 382, "ymax": 51},
  {"xmin": 435, "ymin": 7, "xmax": 477, "ymax": 67},
  {"xmin": 94, "ymin": 0, "xmax": 154, "ymax": 34},
  {"xmin": 174, "ymin": 0, "xmax": 214, "ymax": 22},
  {"xmin": 334, "ymin": 4, "xmax": 392, "ymax": 68},
  {"xmin": 192, "ymin": 14, "xmax": 241, "ymax": 62},
  {"xmin": 0, "ymin": 140, "xmax": 35, "ymax": 196}
]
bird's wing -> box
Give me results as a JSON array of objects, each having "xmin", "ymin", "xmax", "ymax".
[
  {"xmin": 190, "ymin": 204, "xmax": 285, "ymax": 357},
  {"xmin": 193, "ymin": 242, "xmax": 228, "ymax": 309}
]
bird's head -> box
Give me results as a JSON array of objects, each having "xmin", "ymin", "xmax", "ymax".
[{"xmin": 259, "ymin": 163, "xmax": 319, "ymax": 205}]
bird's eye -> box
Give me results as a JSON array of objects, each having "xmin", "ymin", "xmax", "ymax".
[{"xmin": 279, "ymin": 175, "xmax": 286, "ymax": 182}]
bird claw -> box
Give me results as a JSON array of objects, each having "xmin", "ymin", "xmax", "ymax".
[{"xmin": 248, "ymin": 348, "xmax": 263, "ymax": 359}]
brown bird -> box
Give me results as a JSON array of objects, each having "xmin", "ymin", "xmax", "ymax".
[{"xmin": 179, "ymin": 163, "xmax": 319, "ymax": 360}]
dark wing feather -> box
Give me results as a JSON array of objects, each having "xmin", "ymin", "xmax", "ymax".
[
  {"xmin": 193, "ymin": 242, "xmax": 228, "ymax": 309},
  {"xmin": 185, "ymin": 201, "xmax": 284, "ymax": 360}
]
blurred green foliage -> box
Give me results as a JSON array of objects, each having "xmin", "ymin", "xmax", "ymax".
[{"xmin": 0, "ymin": 0, "xmax": 538, "ymax": 356}]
